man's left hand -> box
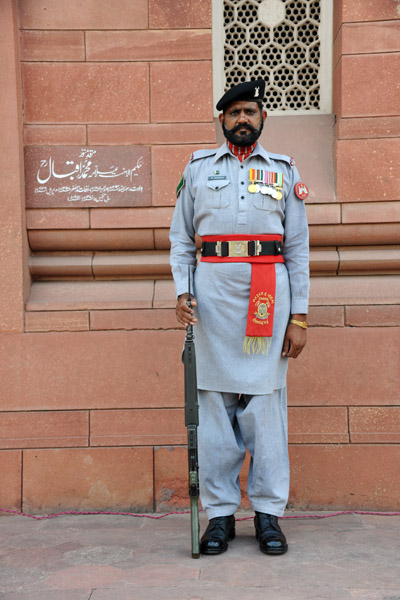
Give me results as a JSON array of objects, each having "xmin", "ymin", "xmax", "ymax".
[{"xmin": 281, "ymin": 315, "xmax": 307, "ymax": 358}]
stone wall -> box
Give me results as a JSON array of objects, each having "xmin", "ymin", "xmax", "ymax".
[{"xmin": 0, "ymin": 0, "xmax": 399, "ymax": 514}]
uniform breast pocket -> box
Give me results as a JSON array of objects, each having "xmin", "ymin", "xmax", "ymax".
[
  {"xmin": 253, "ymin": 194, "xmax": 273, "ymax": 213},
  {"xmin": 205, "ymin": 179, "xmax": 230, "ymax": 209}
]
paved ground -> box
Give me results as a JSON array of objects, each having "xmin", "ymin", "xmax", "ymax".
[{"xmin": 0, "ymin": 510, "xmax": 399, "ymax": 599}]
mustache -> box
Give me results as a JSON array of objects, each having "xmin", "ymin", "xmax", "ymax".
[{"xmin": 231, "ymin": 123, "xmax": 258, "ymax": 134}]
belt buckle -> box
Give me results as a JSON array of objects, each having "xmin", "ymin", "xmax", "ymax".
[
  {"xmin": 228, "ymin": 240, "xmax": 248, "ymax": 257},
  {"xmin": 215, "ymin": 241, "xmax": 222, "ymax": 257},
  {"xmin": 254, "ymin": 240, "xmax": 262, "ymax": 256}
]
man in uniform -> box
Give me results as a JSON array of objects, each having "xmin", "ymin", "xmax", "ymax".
[{"xmin": 169, "ymin": 80, "xmax": 309, "ymax": 555}]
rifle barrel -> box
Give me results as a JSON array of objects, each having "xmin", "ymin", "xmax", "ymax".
[{"xmin": 184, "ymin": 320, "xmax": 200, "ymax": 557}]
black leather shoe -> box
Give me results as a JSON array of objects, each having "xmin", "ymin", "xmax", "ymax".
[
  {"xmin": 254, "ymin": 512, "xmax": 288, "ymax": 555},
  {"xmin": 200, "ymin": 515, "xmax": 235, "ymax": 555}
]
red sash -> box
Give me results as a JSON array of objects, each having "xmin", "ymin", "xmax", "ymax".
[{"xmin": 201, "ymin": 235, "xmax": 284, "ymax": 352}]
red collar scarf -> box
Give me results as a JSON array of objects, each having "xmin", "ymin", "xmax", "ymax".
[{"xmin": 227, "ymin": 141, "xmax": 256, "ymax": 163}]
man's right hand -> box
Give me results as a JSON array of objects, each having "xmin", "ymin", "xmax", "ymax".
[{"xmin": 176, "ymin": 293, "xmax": 197, "ymax": 327}]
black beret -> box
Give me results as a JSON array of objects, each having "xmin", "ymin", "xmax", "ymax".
[{"xmin": 216, "ymin": 79, "xmax": 266, "ymax": 112}]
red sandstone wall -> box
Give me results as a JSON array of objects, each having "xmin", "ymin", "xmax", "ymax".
[{"xmin": 0, "ymin": 0, "xmax": 399, "ymax": 514}]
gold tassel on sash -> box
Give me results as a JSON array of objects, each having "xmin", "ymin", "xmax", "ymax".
[{"xmin": 243, "ymin": 336, "xmax": 272, "ymax": 355}]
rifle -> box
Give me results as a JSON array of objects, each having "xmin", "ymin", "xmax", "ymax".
[{"xmin": 183, "ymin": 269, "xmax": 200, "ymax": 559}]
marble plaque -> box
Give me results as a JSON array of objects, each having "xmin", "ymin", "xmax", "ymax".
[{"xmin": 25, "ymin": 146, "xmax": 151, "ymax": 208}]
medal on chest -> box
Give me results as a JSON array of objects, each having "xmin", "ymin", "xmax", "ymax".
[
  {"xmin": 248, "ymin": 169, "xmax": 283, "ymax": 199},
  {"xmin": 248, "ymin": 169, "xmax": 260, "ymax": 193}
]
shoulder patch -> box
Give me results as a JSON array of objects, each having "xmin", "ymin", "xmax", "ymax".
[
  {"xmin": 294, "ymin": 182, "xmax": 309, "ymax": 200},
  {"xmin": 176, "ymin": 172, "xmax": 185, "ymax": 198},
  {"xmin": 189, "ymin": 149, "xmax": 218, "ymax": 162}
]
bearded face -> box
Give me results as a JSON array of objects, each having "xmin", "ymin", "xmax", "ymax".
[{"xmin": 221, "ymin": 101, "xmax": 265, "ymax": 147}]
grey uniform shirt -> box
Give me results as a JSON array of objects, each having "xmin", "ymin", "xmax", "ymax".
[{"xmin": 169, "ymin": 141, "xmax": 309, "ymax": 395}]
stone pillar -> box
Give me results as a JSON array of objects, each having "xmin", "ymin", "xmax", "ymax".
[{"xmin": 0, "ymin": 0, "xmax": 30, "ymax": 333}]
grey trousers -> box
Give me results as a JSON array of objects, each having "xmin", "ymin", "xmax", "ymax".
[{"xmin": 198, "ymin": 388, "xmax": 289, "ymax": 519}]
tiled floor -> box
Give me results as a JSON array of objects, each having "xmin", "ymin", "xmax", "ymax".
[{"xmin": 0, "ymin": 511, "xmax": 399, "ymax": 599}]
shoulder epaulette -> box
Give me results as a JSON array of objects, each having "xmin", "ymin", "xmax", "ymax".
[
  {"xmin": 267, "ymin": 151, "xmax": 295, "ymax": 167},
  {"xmin": 189, "ymin": 149, "xmax": 218, "ymax": 162}
]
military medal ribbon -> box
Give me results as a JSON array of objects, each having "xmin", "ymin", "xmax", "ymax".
[{"xmin": 263, "ymin": 171, "xmax": 283, "ymax": 187}]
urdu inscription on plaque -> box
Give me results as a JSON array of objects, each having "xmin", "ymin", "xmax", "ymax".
[{"xmin": 24, "ymin": 146, "xmax": 151, "ymax": 208}]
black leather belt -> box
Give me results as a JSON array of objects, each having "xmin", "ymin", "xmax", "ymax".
[{"xmin": 201, "ymin": 239, "xmax": 282, "ymax": 258}]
